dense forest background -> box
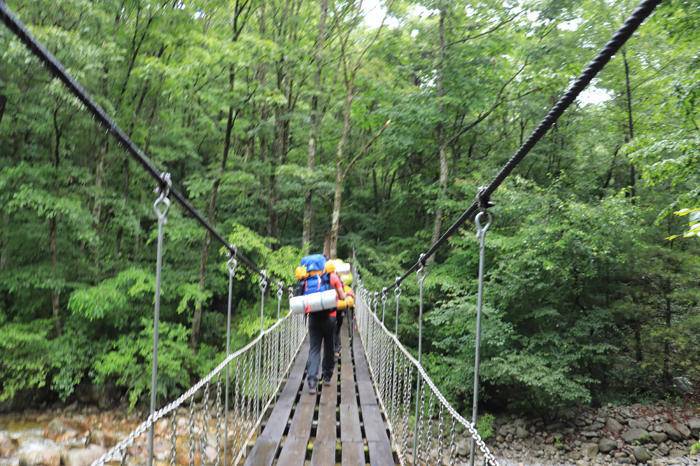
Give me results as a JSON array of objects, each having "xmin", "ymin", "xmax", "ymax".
[{"xmin": 0, "ymin": 0, "xmax": 698, "ymax": 418}]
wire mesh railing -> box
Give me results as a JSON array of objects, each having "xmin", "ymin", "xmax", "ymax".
[
  {"xmin": 354, "ymin": 283, "xmax": 498, "ymax": 466},
  {"xmin": 92, "ymin": 311, "xmax": 306, "ymax": 466}
]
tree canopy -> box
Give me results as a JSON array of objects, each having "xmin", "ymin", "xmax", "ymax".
[{"xmin": 0, "ymin": 0, "xmax": 698, "ymax": 415}]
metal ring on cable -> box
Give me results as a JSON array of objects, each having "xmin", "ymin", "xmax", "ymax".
[
  {"xmin": 394, "ymin": 276, "xmax": 401, "ymax": 297},
  {"xmin": 276, "ymin": 282, "xmax": 284, "ymax": 299},
  {"xmin": 381, "ymin": 288, "xmax": 388, "ymax": 304},
  {"xmin": 416, "ymin": 253, "xmax": 427, "ymax": 284},
  {"xmin": 152, "ymin": 172, "xmax": 172, "ymax": 220},
  {"xmin": 259, "ymin": 270, "xmax": 268, "ymax": 292},
  {"xmin": 474, "ymin": 210, "xmax": 492, "ymax": 237},
  {"xmin": 226, "ymin": 251, "xmax": 238, "ymax": 278}
]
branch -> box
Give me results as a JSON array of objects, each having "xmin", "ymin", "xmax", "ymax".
[
  {"xmin": 342, "ymin": 119, "xmax": 391, "ymax": 179},
  {"xmin": 446, "ymin": 11, "xmax": 521, "ymax": 47},
  {"xmin": 442, "ymin": 60, "xmax": 527, "ymax": 149}
]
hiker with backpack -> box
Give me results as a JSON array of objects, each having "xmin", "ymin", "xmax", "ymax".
[
  {"xmin": 294, "ymin": 254, "xmax": 346, "ymax": 394},
  {"xmin": 327, "ymin": 259, "xmax": 355, "ymax": 356}
]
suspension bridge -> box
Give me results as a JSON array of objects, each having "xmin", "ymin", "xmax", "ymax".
[{"xmin": 0, "ymin": 0, "xmax": 663, "ymax": 464}]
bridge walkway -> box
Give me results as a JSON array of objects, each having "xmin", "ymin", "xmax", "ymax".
[{"xmin": 244, "ymin": 318, "xmax": 396, "ymax": 465}]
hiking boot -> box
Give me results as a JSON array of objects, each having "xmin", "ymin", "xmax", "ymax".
[
  {"xmin": 323, "ymin": 377, "xmax": 332, "ymax": 386},
  {"xmin": 308, "ymin": 384, "xmax": 317, "ymax": 395}
]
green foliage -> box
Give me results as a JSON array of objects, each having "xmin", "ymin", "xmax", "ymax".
[
  {"xmin": 477, "ymin": 413, "xmax": 495, "ymax": 441},
  {"xmin": 93, "ymin": 319, "xmax": 201, "ymax": 409},
  {"xmin": 0, "ymin": 320, "xmax": 53, "ymax": 401},
  {"xmin": 0, "ymin": 0, "xmax": 697, "ymax": 417},
  {"xmin": 68, "ymin": 268, "xmax": 153, "ymax": 323},
  {"xmin": 690, "ymin": 441, "xmax": 700, "ymax": 456}
]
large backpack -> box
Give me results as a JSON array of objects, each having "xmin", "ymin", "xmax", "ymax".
[{"xmin": 299, "ymin": 254, "xmax": 332, "ymax": 296}]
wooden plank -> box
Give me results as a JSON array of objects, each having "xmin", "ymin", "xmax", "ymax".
[
  {"xmin": 312, "ymin": 367, "xmax": 337, "ymax": 465},
  {"xmin": 360, "ymin": 404, "xmax": 388, "ymax": 443},
  {"xmin": 243, "ymin": 338, "xmax": 309, "ymax": 466},
  {"xmin": 341, "ymin": 440, "xmax": 365, "ymax": 466},
  {"xmin": 339, "ymin": 402, "xmax": 362, "ymax": 442},
  {"xmin": 276, "ymin": 437, "xmax": 308, "ymax": 466},
  {"xmin": 340, "ymin": 332, "xmax": 355, "ymax": 405},
  {"xmin": 352, "ymin": 328, "xmax": 396, "ymax": 466},
  {"xmin": 277, "ymin": 349, "xmax": 316, "ymax": 465},
  {"xmin": 367, "ymin": 441, "xmax": 393, "ymax": 466},
  {"xmin": 287, "ymin": 396, "xmax": 316, "ymax": 440},
  {"xmin": 357, "ymin": 381, "xmax": 377, "ymax": 406},
  {"xmin": 310, "ymin": 439, "xmax": 336, "ymax": 466}
]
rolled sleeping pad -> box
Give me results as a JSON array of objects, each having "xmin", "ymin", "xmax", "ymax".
[
  {"xmin": 333, "ymin": 261, "xmax": 351, "ymax": 275},
  {"xmin": 290, "ymin": 289, "xmax": 339, "ymax": 314}
]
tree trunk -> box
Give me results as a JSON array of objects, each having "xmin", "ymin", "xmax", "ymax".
[
  {"xmin": 329, "ymin": 89, "xmax": 353, "ymax": 258},
  {"xmin": 634, "ymin": 321, "xmax": 643, "ymax": 363},
  {"xmin": 662, "ymin": 292, "xmax": 672, "ymax": 388},
  {"xmin": 191, "ymin": 62, "xmax": 238, "ymax": 348},
  {"xmin": 302, "ymin": 0, "xmax": 328, "ymax": 251},
  {"xmin": 0, "ymin": 94, "xmax": 6, "ymax": 125},
  {"xmin": 50, "ymin": 109, "xmax": 62, "ymax": 335},
  {"xmin": 622, "ymin": 48, "xmax": 635, "ymax": 198},
  {"xmin": 428, "ymin": 8, "xmax": 448, "ymax": 263}
]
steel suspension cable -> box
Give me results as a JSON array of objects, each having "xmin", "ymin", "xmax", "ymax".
[
  {"xmin": 0, "ymin": 2, "xmax": 276, "ymax": 283},
  {"xmin": 387, "ymin": 0, "xmax": 662, "ymax": 291}
]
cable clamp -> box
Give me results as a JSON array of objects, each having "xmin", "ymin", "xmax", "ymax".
[
  {"xmin": 153, "ymin": 172, "xmax": 172, "ymax": 220},
  {"xmin": 394, "ymin": 276, "xmax": 402, "ymax": 297},
  {"xmin": 277, "ymin": 282, "xmax": 284, "ymax": 299},
  {"xmin": 381, "ymin": 288, "xmax": 388, "ymax": 304},
  {"xmin": 226, "ymin": 248, "xmax": 238, "ymax": 277},
  {"xmin": 259, "ymin": 270, "xmax": 268, "ymax": 292},
  {"xmin": 416, "ymin": 253, "xmax": 427, "ymax": 284},
  {"xmin": 476, "ymin": 186, "xmax": 494, "ymax": 212}
]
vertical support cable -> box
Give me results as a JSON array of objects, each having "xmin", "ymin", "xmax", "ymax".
[
  {"xmin": 469, "ymin": 210, "xmax": 491, "ymax": 466},
  {"xmin": 276, "ymin": 283, "xmax": 284, "ymax": 388},
  {"xmin": 412, "ymin": 254, "xmax": 427, "ymax": 462},
  {"xmin": 276, "ymin": 282, "xmax": 283, "ymax": 320},
  {"xmin": 381, "ymin": 288, "xmax": 387, "ymax": 324},
  {"xmin": 223, "ymin": 253, "xmax": 237, "ymax": 466},
  {"xmin": 148, "ymin": 173, "xmax": 171, "ymax": 466},
  {"xmin": 394, "ymin": 277, "xmax": 401, "ymax": 336},
  {"xmin": 256, "ymin": 272, "xmax": 268, "ymax": 423}
]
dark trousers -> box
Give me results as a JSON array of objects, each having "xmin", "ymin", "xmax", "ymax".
[
  {"xmin": 334, "ymin": 310, "xmax": 344, "ymax": 353},
  {"xmin": 306, "ymin": 312, "xmax": 336, "ymax": 386}
]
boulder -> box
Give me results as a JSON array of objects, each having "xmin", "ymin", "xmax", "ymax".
[
  {"xmin": 629, "ymin": 418, "xmax": 649, "ymax": 430},
  {"xmin": 622, "ymin": 428, "xmax": 649, "ymax": 444},
  {"xmin": 661, "ymin": 423, "xmax": 682, "ymax": 441},
  {"xmin": 0, "ymin": 432, "xmax": 17, "ymax": 457},
  {"xmin": 606, "ymin": 417, "xmax": 624, "ymax": 433},
  {"xmin": 62, "ymin": 445, "xmax": 106, "ymax": 466},
  {"xmin": 598, "ymin": 438, "xmax": 617, "ymax": 453},
  {"xmin": 17, "ymin": 443, "xmax": 61, "ymax": 466},
  {"xmin": 582, "ymin": 442, "xmax": 598, "ymax": 458},
  {"xmin": 633, "ymin": 446, "xmax": 651, "ymax": 462},
  {"xmin": 673, "ymin": 422, "xmax": 691, "ymax": 439},
  {"xmin": 44, "ymin": 419, "xmax": 67, "ymax": 441},
  {"xmin": 688, "ymin": 418, "xmax": 700, "ymax": 438},
  {"xmin": 456, "ymin": 438, "xmax": 470, "ymax": 456},
  {"xmin": 649, "ymin": 432, "xmax": 667, "ymax": 443},
  {"xmin": 515, "ymin": 426, "xmax": 528, "ymax": 439}
]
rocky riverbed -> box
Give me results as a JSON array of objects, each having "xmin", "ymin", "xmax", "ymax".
[
  {"xmin": 0, "ymin": 406, "xmax": 141, "ymax": 466},
  {"xmin": 0, "ymin": 402, "xmax": 698, "ymax": 465},
  {"xmin": 486, "ymin": 403, "xmax": 700, "ymax": 465}
]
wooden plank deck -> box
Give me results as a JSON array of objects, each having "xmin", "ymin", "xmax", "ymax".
[{"xmin": 243, "ymin": 315, "xmax": 396, "ymax": 466}]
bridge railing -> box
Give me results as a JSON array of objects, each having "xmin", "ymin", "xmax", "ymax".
[
  {"xmin": 354, "ymin": 284, "xmax": 498, "ymax": 466},
  {"xmin": 93, "ymin": 311, "xmax": 307, "ymax": 466}
]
